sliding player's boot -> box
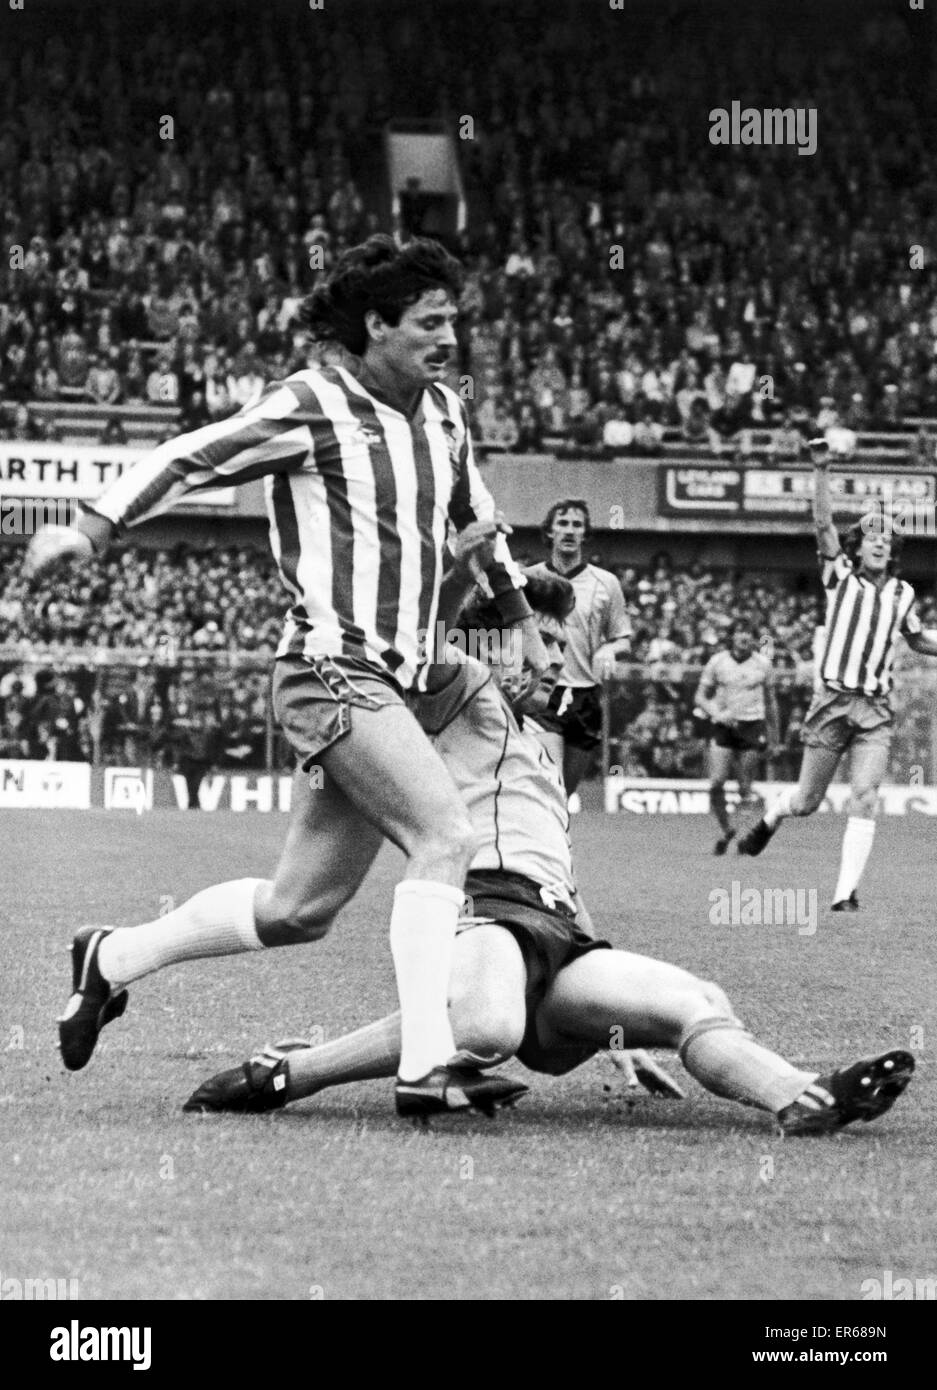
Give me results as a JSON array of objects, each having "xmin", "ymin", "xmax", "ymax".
[
  {"xmin": 713, "ymin": 829, "xmax": 735, "ymax": 855},
  {"xmin": 58, "ymin": 927, "xmax": 129, "ymax": 1071},
  {"xmin": 777, "ymin": 1050, "xmax": 914, "ymax": 1136},
  {"xmin": 736, "ymin": 817, "xmax": 776, "ymax": 856},
  {"xmin": 830, "ymin": 890, "xmax": 860, "ymax": 912},
  {"xmin": 183, "ymin": 1039, "xmax": 311, "ymax": 1113},
  {"xmin": 395, "ymin": 1065, "xmax": 528, "ymax": 1119}
]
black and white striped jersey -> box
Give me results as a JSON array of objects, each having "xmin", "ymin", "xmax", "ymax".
[
  {"xmin": 91, "ymin": 364, "xmax": 524, "ymax": 689},
  {"xmin": 818, "ymin": 551, "xmax": 921, "ymax": 698}
]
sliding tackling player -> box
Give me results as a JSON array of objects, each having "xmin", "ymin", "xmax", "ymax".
[
  {"xmin": 187, "ymin": 570, "xmax": 914, "ymax": 1136},
  {"xmin": 738, "ymin": 442, "xmax": 937, "ymax": 910},
  {"xmin": 24, "ymin": 235, "xmax": 547, "ymax": 1118}
]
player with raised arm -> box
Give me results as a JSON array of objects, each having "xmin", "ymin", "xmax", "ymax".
[
  {"xmin": 25, "ymin": 235, "xmax": 548, "ymax": 1118},
  {"xmin": 186, "ymin": 570, "xmax": 914, "ymax": 1137},
  {"xmin": 526, "ymin": 499, "xmax": 632, "ymax": 798},
  {"xmin": 738, "ymin": 441, "xmax": 937, "ymax": 910},
  {"xmin": 694, "ymin": 622, "xmax": 779, "ymax": 854}
]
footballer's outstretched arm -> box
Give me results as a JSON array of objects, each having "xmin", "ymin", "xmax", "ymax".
[
  {"xmin": 23, "ymin": 382, "xmax": 308, "ymax": 580},
  {"xmin": 809, "ymin": 438, "xmax": 839, "ymax": 558}
]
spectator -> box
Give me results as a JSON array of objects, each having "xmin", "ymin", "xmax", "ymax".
[
  {"xmin": 632, "ymin": 412, "xmax": 665, "ymax": 456},
  {"xmin": 85, "ymin": 351, "xmax": 121, "ymax": 405},
  {"xmin": 146, "ymin": 350, "xmax": 180, "ymax": 406}
]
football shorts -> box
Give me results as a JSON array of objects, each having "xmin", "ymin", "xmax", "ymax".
[
  {"xmin": 712, "ymin": 718, "xmax": 767, "ymax": 752},
  {"xmin": 459, "ymin": 868, "xmax": 610, "ymax": 1074},
  {"xmin": 800, "ymin": 687, "xmax": 893, "ymax": 755},
  {"xmin": 272, "ymin": 652, "xmax": 406, "ymax": 768}
]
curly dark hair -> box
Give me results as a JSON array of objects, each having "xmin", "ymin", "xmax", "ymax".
[{"xmin": 300, "ymin": 234, "xmax": 465, "ymax": 355}]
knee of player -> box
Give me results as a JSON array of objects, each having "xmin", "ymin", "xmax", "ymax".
[
  {"xmin": 458, "ymin": 1013, "xmax": 525, "ymax": 1064},
  {"xmin": 450, "ymin": 993, "xmax": 525, "ymax": 1062},
  {"xmin": 698, "ymin": 978, "xmax": 734, "ymax": 1018},
  {"xmin": 418, "ymin": 816, "xmax": 479, "ymax": 868},
  {"xmin": 261, "ymin": 896, "xmax": 336, "ymax": 944},
  {"xmin": 794, "ymin": 787, "xmax": 823, "ymax": 816}
]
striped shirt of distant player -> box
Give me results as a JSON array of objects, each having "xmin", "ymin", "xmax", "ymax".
[
  {"xmin": 700, "ymin": 649, "xmax": 771, "ymax": 723},
  {"xmin": 526, "ymin": 561, "xmax": 632, "ymax": 688},
  {"xmin": 818, "ymin": 551, "xmax": 922, "ymax": 698},
  {"xmin": 415, "ymin": 654, "xmax": 577, "ymax": 911},
  {"xmin": 90, "ymin": 365, "xmax": 521, "ymax": 690}
]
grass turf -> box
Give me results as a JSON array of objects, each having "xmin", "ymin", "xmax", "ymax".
[{"xmin": 1, "ymin": 805, "xmax": 931, "ymax": 1300}]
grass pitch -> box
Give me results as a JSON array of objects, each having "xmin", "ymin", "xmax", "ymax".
[{"xmin": 1, "ymin": 804, "xmax": 932, "ymax": 1301}]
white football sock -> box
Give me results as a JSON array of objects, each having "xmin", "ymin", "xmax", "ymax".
[
  {"xmin": 287, "ymin": 1014, "xmax": 402, "ymax": 1099},
  {"xmin": 390, "ymin": 880, "xmax": 463, "ymax": 1082},
  {"xmin": 764, "ymin": 785, "xmax": 797, "ymax": 829},
  {"xmin": 96, "ymin": 879, "xmax": 265, "ymax": 989},
  {"xmin": 832, "ymin": 816, "xmax": 876, "ymax": 903}
]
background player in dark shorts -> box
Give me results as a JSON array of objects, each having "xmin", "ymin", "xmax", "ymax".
[
  {"xmin": 527, "ymin": 500, "xmax": 632, "ymax": 797},
  {"xmin": 694, "ymin": 624, "xmax": 779, "ymax": 855}
]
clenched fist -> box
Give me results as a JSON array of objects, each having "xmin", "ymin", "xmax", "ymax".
[{"xmin": 22, "ymin": 511, "xmax": 114, "ymax": 582}]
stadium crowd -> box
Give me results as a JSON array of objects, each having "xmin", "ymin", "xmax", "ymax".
[
  {"xmin": 1, "ymin": 0, "xmax": 936, "ymax": 781},
  {"xmin": 1, "ymin": 0, "xmax": 935, "ymax": 458},
  {"xmin": 3, "ymin": 542, "xmax": 936, "ymax": 779}
]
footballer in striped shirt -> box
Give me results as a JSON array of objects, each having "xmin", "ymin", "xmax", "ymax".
[
  {"xmin": 738, "ymin": 442, "xmax": 937, "ymax": 911},
  {"xmin": 26, "ymin": 235, "xmax": 548, "ymax": 1119}
]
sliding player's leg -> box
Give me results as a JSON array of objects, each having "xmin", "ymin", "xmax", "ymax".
[
  {"xmin": 184, "ymin": 924, "xmax": 529, "ymax": 1113},
  {"xmin": 831, "ymin": 731, "xmax": 889, "ymax": 910},
  {"xmin": 282, "ymin": 923, "xmax": 526, "ymax": 1095},
  {"xmin": 526, "ymin": 949, "xmax": 816, "ymax": 1112},
  {"xmin": 526, "ymin": 948, "xmax": 914, "ymax": 1132}
]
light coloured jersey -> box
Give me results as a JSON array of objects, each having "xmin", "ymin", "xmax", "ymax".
[
  {"xmin": 90, "ymin": 365, "xmax": 524, "ymax": 691},
  {"xmin": 699, "ymin": 649, "xmax": 772, "ymax": 723},
  {"xmin": 415, "ymin": 654, "xmax": 576, "ymax": 911},
  {"xmin": 818, "ymin": 551, "xmax": 921, "ymax": 698},
  {"xmin": 526, "ymin": 561, "xmax": 631, "ymax": 687}
]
